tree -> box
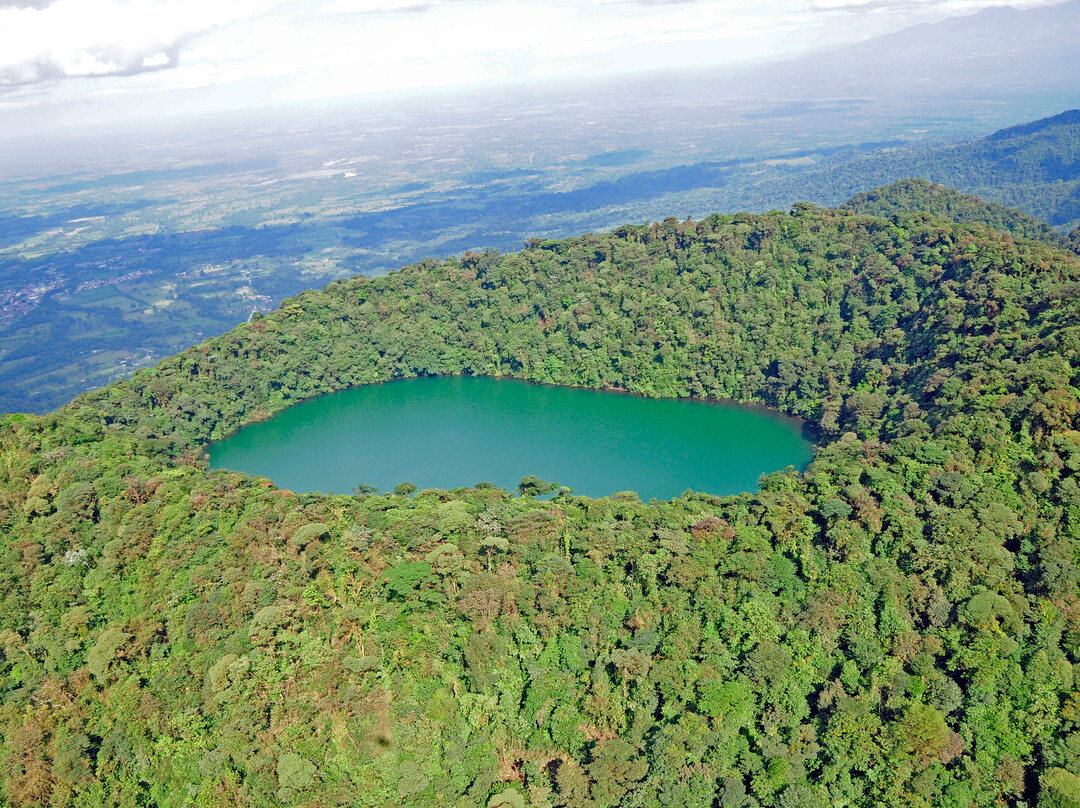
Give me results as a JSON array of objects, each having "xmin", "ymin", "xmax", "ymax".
[
  {"xmin": 1040, "ymin": 769, "xmax": 1080, "ymax": 808},
  {"xmin": 518, "ymin": 475, "xmax": 555, "ymax": 497},
  {"xmin": 895, "ymin": 704, "xmax": 963, "ymax": 770},
  {"xmin": 385, "ymin": 562, "xmax": 435, "ymax": 600},
  {"xmin": 589, "ymin": 738, "xmax": 647, "ymax": 807},
  {"xmin": 276, "ymin": 752, "xmax": 316, "ymax": 802}
]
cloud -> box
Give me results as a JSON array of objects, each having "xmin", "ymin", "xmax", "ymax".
[
  {"xmin": 807, "ymin": 0, "xmax": 945, "ymax": 11},
  {"xmin": 0, "ymin": 43, "xmax": 184, "ymax": 86},
  {"xmin": 315, "ymin": 0, "xmax": 482, "ymax": 14},
  {"xmin": 804, "ymin": 0, "xmax": 1051, "ymax": 11},
  {"xmin": 0, "ymin": 0, "xmax": 56, "ymax": 8},
  {"xmin": 1, "ymin": 0, "xmax": 1062, "ymax": 126},
  {"xmin": 598, "ymin": 0, "xmax": 720, "ymax": 5},
  {"xmin": 0, "ymin": 0, "xmax": 269, "ymax": 87}
]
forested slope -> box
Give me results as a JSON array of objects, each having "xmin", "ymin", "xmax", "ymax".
[
  {"xmin": 1, "ymin": 203, "xmax": 1080, "ymax": 808},
  {"xmin": 778, "ymin": 109, "xmax": 1080, "ymax": 231},
  {"xmin": 842, "ymin": 178, "xmax": 1070, "ymax": 249}
]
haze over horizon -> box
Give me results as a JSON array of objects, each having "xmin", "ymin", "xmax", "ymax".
[{"xmin": 0, "ymin": 0, "xmax": 1073, "ymax": 135}]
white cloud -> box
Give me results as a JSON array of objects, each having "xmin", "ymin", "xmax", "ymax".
[
  {"xmin": 0, "ymin": 0, "xmax": 1068, "ymax": 121},
  {"xmin": 0, "ymin": 0, "xmax": 58, "ymax": 8},
  {"xmin": 314, "ymin": 0, "xmax": 468, "ymax": 13},
  {"xmin": 0, "ymin": 0, "xmax": 275, "ymax": 85},
  {"xmin": 141, "ymin": 51, "xmax": 171, "ymax": 67}
]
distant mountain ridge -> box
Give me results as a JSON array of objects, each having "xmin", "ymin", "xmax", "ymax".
[
  {"xmin": 733, "ymin": 108, "xmax": 1080, "ymax": 232},
  {"xmin": 740, "ymin": 0, "xmax": 1080, "ymax": 100},
  {"xmin": 986, "ymin": 108, "xmax": 1080, "ymax": 141},
  {"xmin": 868, "ymin": 108, "xmax": 1080, "ymax": 227},
  {"xmin": 957, "ymin": 108, "xmax": 1080, "ymax": 187}
]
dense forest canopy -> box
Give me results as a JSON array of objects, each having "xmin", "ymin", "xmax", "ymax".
[
  {"xmin": 1, "ymin": 184, "xmax": 1080, "ymax": 807},
  {"xmin": 841, "ymin": 178, "xmax": 1071, "ymax": 249}
]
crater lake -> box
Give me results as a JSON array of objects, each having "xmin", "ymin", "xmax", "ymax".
[{"xmin": 207, "ymin": 375, "xmax": 815, "ymax": 499}]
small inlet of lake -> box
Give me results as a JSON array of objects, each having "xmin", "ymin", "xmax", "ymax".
[{"xmin": 207, "ymin": 376, "xmax": 814, "ymax": 500}]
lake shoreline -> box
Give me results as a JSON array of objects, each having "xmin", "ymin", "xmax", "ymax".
[{"xmin": 207, "ymin": 374, "xmax": 816, "ymax": 500}]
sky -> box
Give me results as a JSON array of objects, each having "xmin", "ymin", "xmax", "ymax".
[{"xmin": 0, "ymin": 0, "xmax": 1067, "ymax": 133}]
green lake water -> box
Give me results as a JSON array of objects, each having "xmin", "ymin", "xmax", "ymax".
[{"xmin": 207, "ymin": 376, "xmax": 815, "ymax": 500}]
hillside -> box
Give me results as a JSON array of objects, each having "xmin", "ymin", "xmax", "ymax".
[
  {"xmin": 740, "ymin": 0, "xmax": 1080, "ymax": 100},
  {"xmin": 764, "ymin": 109, "xmax": 1080, "ymax": 231},
  {"xmin": 4, "ymin": 98, "xmax": 1080, "ymax": 417},
  {"xmin": 2, "ymin": 205, "xmax": 1080, "ymax": 807},
  {"xmin": 841, "ymin": 178, "xmax": 1070, "ymax": 247}
]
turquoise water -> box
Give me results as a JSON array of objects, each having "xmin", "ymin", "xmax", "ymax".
[{"xmin": 207, "ymin": 376, "xmax": 814, "ymax": 499}]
